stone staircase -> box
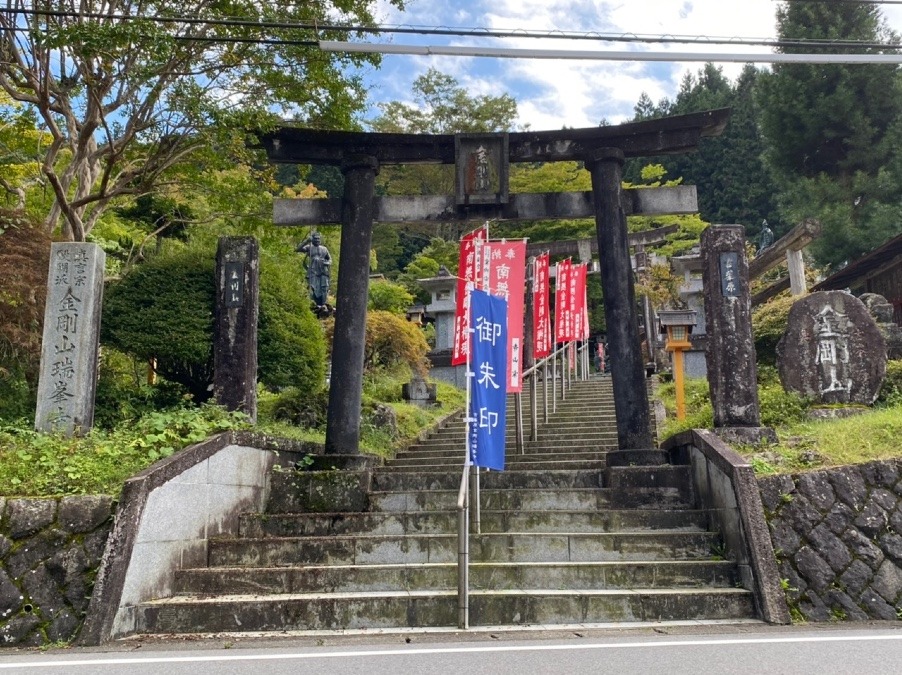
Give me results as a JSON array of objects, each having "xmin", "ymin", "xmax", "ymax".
[{"xmin": 133, "ymin": 376, "xmax": 757, "ymax": 635}]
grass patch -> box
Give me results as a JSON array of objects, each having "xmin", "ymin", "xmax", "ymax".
[
  {"xmin": 0, "ymin": 405, "xmax": 249, "ymax": 496},
  {"xmin": 658, "ymin": 363, "xmax": 902, "ymax": 475}
]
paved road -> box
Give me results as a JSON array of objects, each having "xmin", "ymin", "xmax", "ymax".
[{"xmin": 2, "ymin": 624, "xmax": 901, "ymax": 674}]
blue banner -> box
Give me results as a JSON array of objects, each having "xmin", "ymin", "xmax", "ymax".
[{"xmin": 468, "ymin": 289, "xmax": 508, "ymax": 471}]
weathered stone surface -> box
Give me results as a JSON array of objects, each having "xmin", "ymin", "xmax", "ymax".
[
  {"xmin": 6, "ymin": 499, "xmax": 56, "ymax": 539},
  {"xmin": 770, "ymin": 521, "xmax": 801, "ymax": 558},
  {"xmin": 6, "ymin": 528, "xmax": 68, "ymax": 579},
  {"xmin": 0, "ymin": 570, "xmax": 22, "ymax": 618},
  {"xmin": 776, "ymin": 291, "xmax": 886, "ymax": 405},
  {"xmin": 871, "ymin": 560, "xmax": 902, "ymax": 604},
  {"xmin": 780, "ymin": 494, "xmax": 822, "ymax": 533},
  {"xmin": 796, "ymin": 473, "xmax": 835, "ymax": 511},
  {"xmin": 859, "ymin": 460, "xmax": 899, "ymax": 490},
  {"xmin": 0, "ymin": 495, "xmax": 114, "ymax": 647},
  {"xmin": 853, "ymin": 501, "xmax": 889, "ymax": 539},
  {"xmin": 839, "ymin": 560, "xmax": 873, "ymax": 597},
  {"xmin": 870, "ymin": 488, "xmax": 897, "ymax": 512},
  {"xmin": 828, "ymin": 467, "xmax": 868, "ymax": 512},
  {"xmin": 47, "ymin": 610, "xmax": 80, "ymax": 643},
  {"xmin": 842, "ymin": 529, "xmax": 885, "ymax": 570},
  {"xmin": 0, "ymin": 614, "xmax": 41, "ymax": 646},
  {"xmin": 21, "ymin": 564, "xmax": 65, "ymax": 615},
  {"xmin": 34, "ymin": 242, "xmax": 106, "ymax": 435},
  {"xmin": 824, "ymin": 501, "xmax": 856, "ymax": 535},
  {"xmin": 58, "ymin": 496, "xmax": 112, "ymax": 533},
  {"xmin": 824, "ymin": 589, "xmax": 868, "ymax": 620},
  {"xmin": 858, "ymin": 588, "xmax": 898, "ymax": 621},
  {"xmin": 759, "ymin": 474, "xmax": 795, "ymax": 514},
  {"xmin": 794, "ymin": 547, "xmax": 834, "ymax": 593},
  {"xmin": 701, "ymin": 225, "xmax": 762, "ymax": 428},
  {"xmin": 762, "ymin": 458, "xmax": 902, "ymax": 623},
  {"xmin": 878, "ymin": 532, "xmax": 902, "ymax": 567},
  {"xmin": 807, "ymin": 524, "xmax": 852, "ymax": 573}
]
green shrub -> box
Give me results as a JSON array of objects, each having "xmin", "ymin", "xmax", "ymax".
[
  {"xmin": 877, "ymin": 359, "xmax": 902, "ymax": 407},
  {"xmin": 257, "ymin": 253, "xmax": 326, "ymax": 392},
  {"xmin": 102, "ymin": 243, "xmax": 327, "ymax": 404},
  {"xmin": 753, "ymin": 294, "xmax": 796, "ymax": 366},
  {"xmin": 368, "ymin": 279, "xmax": 414, "ymax": 314},
  {"xmin": 102, "ymin": 245, "xmax": 216, "ymax": 401}
]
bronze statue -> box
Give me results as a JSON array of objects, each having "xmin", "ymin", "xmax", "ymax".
[
  {"xmin": 757, "ymin": 220, "xmax": 774, "ymax": 256},
  {"xmin": 296, "ymin": 231, "xmax": 332, "ymax": 309}
]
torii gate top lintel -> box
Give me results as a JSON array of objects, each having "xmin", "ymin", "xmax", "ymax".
[{"xmin": 259, "ymin": 108, "xmax": 730, "ymax": 165}]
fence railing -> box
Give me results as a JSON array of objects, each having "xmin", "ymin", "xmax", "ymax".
[{"xmin": 456, "ymin": 338, "xmax": 594, "ymax": 628}]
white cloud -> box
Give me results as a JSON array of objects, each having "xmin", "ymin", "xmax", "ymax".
[{"xmin": 363, "ymin": 0, "xmax": 901, "ymax": 131}]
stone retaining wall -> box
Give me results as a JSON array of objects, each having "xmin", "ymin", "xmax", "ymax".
[
  {"xmin": 0, "ymin": 496, "xmax": 114, "ymax": 646},
  {"xmin": 759, "ymin": 459, "xmax": 902, "ymax": 621}
]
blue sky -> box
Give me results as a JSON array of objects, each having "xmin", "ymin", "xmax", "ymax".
[{"xmin": 357, "ymin": 0, "xmax": 902, "ymax": 130}]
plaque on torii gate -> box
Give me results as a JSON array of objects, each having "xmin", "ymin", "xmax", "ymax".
[{"xmin": 259, "ymin": 108, "xmax": 730, "ymax": 455}]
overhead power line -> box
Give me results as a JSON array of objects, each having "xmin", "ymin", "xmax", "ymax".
[
  {"xmin": 318, "ymin": 41, "xmax": 902, "ymax": 64},
  {"xmin": 2, "ymin": 7, "xmax": 901, "ymax": 52}
]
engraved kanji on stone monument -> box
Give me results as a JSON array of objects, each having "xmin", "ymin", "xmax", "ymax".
[
  {"xmin": 777, "ymin": 291, "xmax": 886, "ymax": 405},
  {"xmin": 455, "ymin": 133, "xmax": 509, "ymax": 205},
  {"xmin": 35, "ymin": 243, "xmax": 105, "ymax": 435}
]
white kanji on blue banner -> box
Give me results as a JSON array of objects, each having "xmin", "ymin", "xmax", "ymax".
[{"xmin": 468, "ymin": 288, "xmax": 508, "ymax": 471}]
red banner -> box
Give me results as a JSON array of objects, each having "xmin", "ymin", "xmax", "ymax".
[
  {"xmin": 483, "ymin": 240, "xmax": 527, "ymax": 393},
  {"xmin": 554, "ymin": 259, "xmax": 571, "ymax": 343},
  {"xmin": 571, "ymin": 264, "xmax": 589, "ymax": 341},
  {"xmin": 532, "ymin": 253, "xmax": 551, "ymax": 358},
  {"xmin": 451, "ymin": 226, "xmax": 487, "ymax": 366}
]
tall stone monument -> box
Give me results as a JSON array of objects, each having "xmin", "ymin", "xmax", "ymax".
[
  {"xmin": 35, "ymin": 242, "xmax": 105, "ymax": 435},
  {"xmin": 213, "ymin": 237, "xmax": 259, "ymax": 422},
  {"xmin": 776, "ymin": 291, "xmax": 886, "ymax": 405},
  {"xmin": 701, "ymin": 225, "xmax": 775, "ymax": 444}
]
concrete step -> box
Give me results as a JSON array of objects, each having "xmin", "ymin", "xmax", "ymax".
[
  {"xmin": 403, "ymin": 437, "xmax": 618, "ymax": 453},
  {"xmin": 173, "ymin": 559, "xmax": 739, "ymax": 595},
  {"xmin": 371, "ymin": 469, "xmax": 603, "ymax": 492},
  {"xmin": 136, "ymin": 587, "xmax": 755, "ymax": 633},
  {"xmin": 207, "ymin": 530, "xmax": 721, "ymax": 567},
  {"xmin": 368, "ymin": 487, "xmax": 693, "ymax": 513},
  {"xmin": 386, "ymin": 458, "xmax": 608, "ymax": 472},
  {"xmin": 239, "ymin": 509, "xmax": 711, "ymax": 538}
]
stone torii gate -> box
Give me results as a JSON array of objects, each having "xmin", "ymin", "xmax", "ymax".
[{"xmin": 259, "ymin": 108, "xmax": 730, "ymax": 456}]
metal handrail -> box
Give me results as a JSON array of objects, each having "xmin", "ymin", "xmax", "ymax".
[
  {"xmin": 456, "ymin": 462, "xmax": 470, "ymax": 629},
  {"xmin": 456, "ymin": 339, "xmax": 592, "ymax": 630}
]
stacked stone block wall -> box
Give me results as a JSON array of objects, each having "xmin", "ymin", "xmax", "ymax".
[
  {"xmin": 759, "ymin": 460, "xmax": 902, "ymax": 621},
  {"xmin": 0, "ymin": 496, "xmax": 113, "ymax": 646}
]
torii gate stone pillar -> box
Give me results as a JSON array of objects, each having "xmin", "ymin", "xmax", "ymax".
[
  {"xmin": 326, "ymin": 155, "xmax": 379, "ymax": 454},
  {"xmin": 586, "ymin": 149, "xmax": 654, "ymax": 452}
]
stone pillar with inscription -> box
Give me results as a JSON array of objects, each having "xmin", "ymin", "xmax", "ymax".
[
  {"xmin": 701, "ymin": 225, "xmax": 776, "ymax": 444},
  {"xmin": 35, "ymin": 243, "xmax": 106, "ymax": 436},
  {"xmin": 213, "ymin": 236, "xmax": 259, "ymax": 423},
  {"xmin": 586, "ymin": 148, "xmax": 654, "ymax": 453}
]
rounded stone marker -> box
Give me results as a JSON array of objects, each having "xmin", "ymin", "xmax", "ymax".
[{"xmin": 777, "ymin": 291, "xmax": 886, "ymax": 405}]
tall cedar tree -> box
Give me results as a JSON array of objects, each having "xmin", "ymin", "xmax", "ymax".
[
  {"xmin": 756, "ymin": 1, "xmax": 902, "ymax": 267},
  {"xmin": 624, "ymin": 64, "xmax": 780, "ymax": 242}
]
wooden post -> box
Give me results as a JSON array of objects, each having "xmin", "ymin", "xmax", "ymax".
[
  {"xmin": 586, "ymin": 148, "xmax": 653, "ymax": 451},
  {"xmin": 786, "ymin": 249, "xmax": 807, "ymax": 295},
  {"xmin": 326, "ymin": 155, "xmax": 378, "ymax": 454}
]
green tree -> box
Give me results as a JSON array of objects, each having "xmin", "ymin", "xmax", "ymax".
[
  {"xmin": 102, "ymin": 242, "xmax": 326, "ymax": 401},
  {"xmin": 0, "ymin": 0, "xmax": 402, "ymax": 241},
  {"xmin": 756, "ymin": 2, "xmax": 902, "ymax": 267},
  {"xmin": 624, "ymin": 64, "xmax": 779, "ymax": 242},
  {"xmin": 0, "ymin": 210, "xmax": 50, "ymax": 417}
]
